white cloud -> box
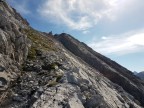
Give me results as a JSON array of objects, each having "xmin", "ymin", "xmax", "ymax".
[
  {"xmin": 6, "ymin": 0, "xmax": 30, "ymax": 14},
  {"xmin": 82, "ymin": 30, "xmax": 90, "ymax": 34},
  {"xmin": 38, "ymin": 0, "xmax": 132, "ymax": 31},
  {"xmin": 101, "ymin": 36, "xmax": 108, "ymax": 40},
  {"xmin": 88, "ymin": 29, "xmax": 144, "ymax": 55}
]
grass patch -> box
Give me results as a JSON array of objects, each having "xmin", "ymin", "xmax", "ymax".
[
  {"xmin": 22, "ymin": 28, "xmax": 57, "ymax": 60},
  {"xmin": 48, "ymin": 81, "xmax": 58, "ymax": 87},
  {"xmin": 27, "ymin": 46, "xmax": 36, "ymax": 60},
  {"xmin": 47, "ymin": 74, "xmax": 63, "ymax": 87},
  {"xmin": 50, "ymin": 63, "xmax": 58, "ymax": 70}
]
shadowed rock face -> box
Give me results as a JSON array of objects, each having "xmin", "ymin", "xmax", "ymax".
[
  {"xmin": 136, "ymin": 71, "xmax": 144, "ymax": 80},
  {"xmin": 0, "ymin": 77, "xmax": 7, "ymax": 87},
  {"xmin": 0, "ymin": 1, "xmax": 144, "ymax": 108}
]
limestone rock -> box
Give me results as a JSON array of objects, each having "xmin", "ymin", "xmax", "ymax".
[{"xmin": 0, "ymin": 1, "xmax": 144, "ymax": 108}]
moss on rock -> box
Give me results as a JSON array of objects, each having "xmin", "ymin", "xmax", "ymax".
[
  {"xmin": 22, "ymin": 28, "xmax": 57, "ymax": 60},
  {"xmin": 27, "ymin": 46, "xmax": 36, "ymax": 60}
]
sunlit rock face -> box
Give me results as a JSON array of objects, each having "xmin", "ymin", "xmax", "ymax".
[{"xmin": 0, "ymin": 1, "xmax": 144, "ymax": 108}]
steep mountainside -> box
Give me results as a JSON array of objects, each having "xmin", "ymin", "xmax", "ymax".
[
  {"xmin": 56, "ymin": 33, "xmax": 144, "ymax": 106},
  {"xmin": 0, "ymin": 1, "xmax": 144, "ymax": 108}
]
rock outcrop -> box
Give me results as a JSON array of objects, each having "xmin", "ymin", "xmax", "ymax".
[
  {"xmin": 0, "ymin": 1, "xmax": 144, "ymax": 108},
  {"xmin": 0, "ymin": 0, "xmax": 29, "ymax": 92}
]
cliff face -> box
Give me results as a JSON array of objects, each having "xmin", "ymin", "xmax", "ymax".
[{"xmin": 0, "ymin": 1, "xmax": 144, "ymax": 108}]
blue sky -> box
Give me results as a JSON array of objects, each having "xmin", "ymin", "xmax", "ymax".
[{"xmin": 6, "ymin": 0, "xmax": 144, "ymax": 72}]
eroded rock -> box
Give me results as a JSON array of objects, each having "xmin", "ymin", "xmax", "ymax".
[{"xmin": 0, "ymin": 1, "xmax": 144, "ymax": 108}]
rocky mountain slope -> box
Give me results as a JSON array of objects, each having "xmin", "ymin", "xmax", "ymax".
[
  {"xmin": 133, "ymin": 71, "xmax": 138, "ymax": 75},
  {"xmin": 0, "ymin": 1, "xmax": 144, "ymax": 108},
  {"xmin": 136, "ymin": 71, "xmax": 144, "ymax": 80}
]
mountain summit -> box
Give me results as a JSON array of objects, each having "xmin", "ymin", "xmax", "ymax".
[
  {"xmin": 136, "ymin": 71, "xmax": 144, "ymax": 80},
  {"xmin": 0, "ymin": 1, "xmax": 144, "ymax": 108}
]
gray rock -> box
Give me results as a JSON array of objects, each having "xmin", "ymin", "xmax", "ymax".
[
  {"xmin": 84, "ymin": 95, "xmax": 108, "ymax": 108},
  {"xmin": 0, "ymin": 1, "xmax": 143, "ymax": 108},
  {"xmin": 23, "ymin": 63, "xmax": 42, "ymax": 72},
  {"xmin": 13, "ymin": 96, "xmax": 24, "ymax": 102},
  {"xmin": 67, "ymin": 72, "xmax": 79, "ymax": 85}
]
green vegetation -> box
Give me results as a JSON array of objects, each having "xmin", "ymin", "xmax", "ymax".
[
  {"xmin": 47, "ymin": 73, "xmax": 63, "ymax": 87},
  {"xmin": 50, "ymin": 63, "xmax": 58, "ymax": 70},
  {"xmin": 27, "ymin": 46, "xmax": 36, "ymax": 60},
  {"xmin": 48, "ymin": 74, "xmax": 63, "ymax": 87},
  {"xmin": 48, "ymin": 80, "xmax": 58, "ymax": 87},
  {"xmin": 22, "ymin": 28, "xmax": 57, "ymax": 59},
  {"xmin": 85, "ymin": 92, "xmax": 92, "ymax": 99}
]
